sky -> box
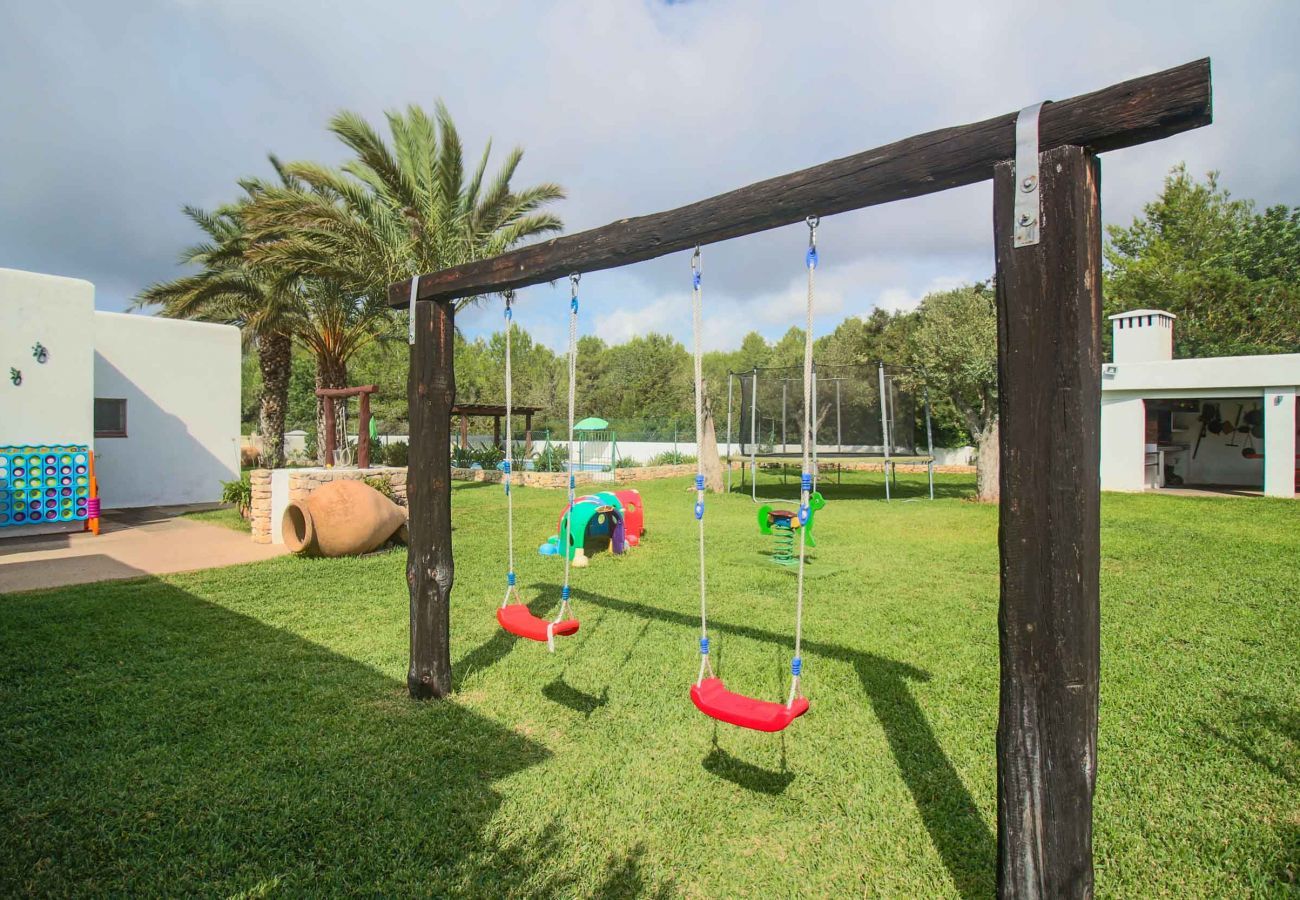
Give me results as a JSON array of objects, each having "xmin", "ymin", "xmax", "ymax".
[{"xmin": 2, "ymin": 0, "xmax": 1298, "ymax": 353}]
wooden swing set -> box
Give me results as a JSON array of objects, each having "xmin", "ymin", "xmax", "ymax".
[{"xmin": 388, "ymin": 59, "xmax": 1213, "ymax": 898}]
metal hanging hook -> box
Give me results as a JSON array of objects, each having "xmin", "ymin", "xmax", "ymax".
[
  {"xmin": 806, "ymin": 215, "xmax": 820, "ymax": 247},
  {"xmin": 503, "ymin": 289, "xmax": 514, "ymax": 318},
  {"xmin": 569, "ymin": 272, "xmax": 581, "ymax": 294},
  {"xmin": 691, "ymin": 245, "xmax": 702, "ymax": 276}
]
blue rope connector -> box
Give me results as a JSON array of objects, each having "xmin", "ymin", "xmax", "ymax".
[
  {"xmin": 503, "ymin": 460, "xmax": 511, "ymax": 474},
  {"xmin": 569, "ymin": 475, "xmax": 576, "ymax": 489},
  {"xmin": 505, "ymin": 482, "xmax": 510, "ymax": 496},
  {"xmin": 505, "ymin": 307, "xmax": 512, "ymax": 321},
  {"xmin": 571, "ymin": 297, "xmax": 579, "ymax": 313},
  {"xmin": 694, "ymin": 500, "xmax": 704, "ymax": 520},
  {"xmin": 700, "ymin": 637, "xmax": 710, "ymax": 655},
  {"xmin": 692, "ymin": 271, "xmax": 701, "ymax": 289},
  {"xmin": 791, "ymin": 656, "xmax": 803, "ymax": 676},
  {"xmin": 801, "ymin": 473, "xmax": 812, "ymax": 491},
  {"xmin": 695, "ymin": 475, "xmax": 704, "ymax": 490},
  {"xmin": 561, "ymin": 585, "xmax": 571, "ymax": 601},
  {"xmin": 798, "ymin": 504, "xmax": 810, "ymax": 524},
  {"xmin": 806, "ymin": 247, "xmax": 818, "ymax": 269},
  {"xmin": 507, "ymin": 571, "xmax": 516, "ymax": 586}
]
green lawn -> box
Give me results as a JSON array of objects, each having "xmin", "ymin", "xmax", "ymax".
[
  {"xmin": 182, "ymin": 505, "xmax": 251, "ymax": 533},
  {"xmin": 2, "ymin": 473, "xmax": 1296, "ymax": 896}
]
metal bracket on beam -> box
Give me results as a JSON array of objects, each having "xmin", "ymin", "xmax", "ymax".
[
  {"xmin": 408, "ymin": 276, "xmax": 419, "ymax": 344},
  {"xmin": 1013, "ymin": 102, "xmax": 1045, "ymax": 248}
]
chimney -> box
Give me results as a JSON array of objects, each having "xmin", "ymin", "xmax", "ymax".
[{"xmin": 1109, "ymin": 309, "xmax": 1175, "ymax": 363}]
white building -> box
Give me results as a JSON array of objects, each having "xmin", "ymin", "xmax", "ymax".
[
  {"xmin": 1, "ymin": 268, "xmax": 241, "ymax": 536},
  {"xmin": 1100, "ymin": 309, "xmax": 1298, "ymax": 498}
]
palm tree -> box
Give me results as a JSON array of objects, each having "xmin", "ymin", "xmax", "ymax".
[
  {"xmin": 242, "ymin": 102, "xmax": 565, "ymax": 313},
  {"xmin": 134, "ymin": 194, "xmax": 299, "ymax": 468}
]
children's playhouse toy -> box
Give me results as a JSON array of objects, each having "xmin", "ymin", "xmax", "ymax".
[
  {"xmin": 539, "ymin": 488, "xmax": 645, "ymax": 567},
  {"xmin": 757, "ymin": 491, "xmax": 824, "ymax": 566},
  {"xmin": 0, "ymin": 444, "xmax": 101, "ymax": 535}
]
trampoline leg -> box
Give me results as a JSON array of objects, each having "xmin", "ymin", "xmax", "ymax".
[
  {"xmin": 928, "ymin": 460, "xmax": 935, "ymax": 500},
  {"xmin": 884, "ymin": 460, "xmax": 891, "ymax": 502}
]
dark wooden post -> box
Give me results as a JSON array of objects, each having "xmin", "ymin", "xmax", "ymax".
[
  {"xmin": 459, "ymin": 413, "xmax": 469, "ymax": 450},
  {"xmin": 525, "ymin": 412, "xmax": 533, "ymax": 454},
  {"xmin": 407, "ymin": 298, "xmax": 456, "ymax": 699},
  {"xmin": 993, "ymin": 144, "xmax": 1102, "ymax": 898},
  {"xmin": 358, "ymin": 390, "xmax": 372, "ymax": 469},
  {"xmin": 493, "ymin": 415, "xmax": 501, "ymax": 450},
  {"xmin": 321, "ymin": 393, "xmax": 336, "ymax": 466}
]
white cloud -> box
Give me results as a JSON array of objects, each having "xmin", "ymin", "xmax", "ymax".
[{"xmin": 1, "ymin": 0, "xmax": 1295, "ymax": 341}]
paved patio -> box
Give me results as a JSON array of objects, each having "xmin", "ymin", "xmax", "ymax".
[{"xmin": 0, "ymin": 505, "xmax": 287, "ymax": 594}]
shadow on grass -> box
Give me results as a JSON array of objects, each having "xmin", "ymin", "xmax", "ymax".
[
  {"xmin": 702, "ymin": 744, "xmax": 796, "ymax": 796},
  {"xmin": 547, "ymin": 584, "xmax": 996, "ymax": 899},
  {"xmin": 542, "ymin": 676, "xmax": 610, "ymax": 716},
  {"xmin": 0, "ymin": 577, "xmax": 661, "ymax": 896}
]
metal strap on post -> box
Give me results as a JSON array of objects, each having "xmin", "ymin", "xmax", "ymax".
[{"xmin": 1013, "ymin": 102, "xmax": 1045, "ymax": 248}]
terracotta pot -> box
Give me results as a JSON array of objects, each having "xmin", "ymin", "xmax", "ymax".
[{"xmin": 282, "ymin": 479, "xmax": 407, "ymax": 557}]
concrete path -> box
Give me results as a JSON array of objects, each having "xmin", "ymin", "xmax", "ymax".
[{"xmin": 0, "ymin": 505, "xmax": 288, "ymax": 594}]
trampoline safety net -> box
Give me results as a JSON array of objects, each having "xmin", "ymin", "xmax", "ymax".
[{"xmin": 730, "ymin": 363, "xmax": 924, "ymax": 458}]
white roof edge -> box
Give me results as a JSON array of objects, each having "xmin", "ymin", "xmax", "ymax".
[
  {"xmin": 1108, "ymin": 309, "xmax": 1177, "ymax": 320},
  {"xmin": 94, "ymin": 310, "xmax": 240, "ymax": 335}
]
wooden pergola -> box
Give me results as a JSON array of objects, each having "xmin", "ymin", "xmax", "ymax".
[
  {"xmin": 388, "ymin": 60, "xmax": 1212, "ymax": 897},
  {"xmin": 450, "ymin": 402, "xmax": 542, "ymax": 452}
]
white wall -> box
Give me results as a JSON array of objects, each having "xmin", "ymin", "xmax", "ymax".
[
  {"xmin": 93, "ymin": 312, "xmax": 240, "ymax": 508},
  {"xmin": 1100, "ymin": 396, "xmax": 1146, "ymax": 492},
  {"xmin": 1263, "ymin": 390, "xmax": 1297, "ymax": 498},
  {"xmin": 0, "ymin": 268, "xmax": 94, "ymax": 447}
]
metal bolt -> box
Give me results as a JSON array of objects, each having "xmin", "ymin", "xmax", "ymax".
[
  {"xmin": 1018, "ymin": 212, "xmax": 1036, "ymax": 227},
  {"xmin": 1020, "ymin": 175, "xmax": 1037, "ymax": 192}
]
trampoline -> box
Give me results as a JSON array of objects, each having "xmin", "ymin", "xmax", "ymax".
[{"xmin": 724, "ymin": 362, "xmax": 935, "ymax": 501}]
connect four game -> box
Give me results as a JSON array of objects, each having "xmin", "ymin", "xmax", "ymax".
[{"xmin": 0, "ymin": 444, "xmax": 99, "ymax": 532}]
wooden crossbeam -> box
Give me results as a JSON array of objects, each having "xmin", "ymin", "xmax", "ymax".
[{"xmin": 388, "ymin": 58, "xmax": 1210, "ymax": 307}]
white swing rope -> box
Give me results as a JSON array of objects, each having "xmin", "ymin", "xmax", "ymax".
[
  {"xmin": 691, "ymin": 247, "xmax": 714, "ymax": 686},
  {"xmin": 788, "ymin": 215, "xmax": 819, "ymax": 709},
  {"xmin": 502, "ymin": 290, "xmax": 522, "ymax": 610},
  {"xmin": 550, "ymin": 273, "xmax": 581, "ymax": 651}
]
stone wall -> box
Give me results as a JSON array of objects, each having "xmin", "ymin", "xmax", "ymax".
[
  {"xmin": 249, "ymin": 466, "xmax": 408, "ymax": 545},
  {"xmin": 448, "ymin": 462, "xmax": 697, "ymax": 488},
  {"xmin": 250, "ymin": 469, "xmax": 272, "ymax": 544}
]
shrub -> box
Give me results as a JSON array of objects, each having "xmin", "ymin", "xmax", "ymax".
[
  {"xmin": 648, "ymin": 451, "xmax": 696, "ymax": 466},
  {"xmin": 381, "ymin": 440, "xmax": 408, "ymax": 467},
  {"xmin": 615, "ymin": 456, "xmax": 641, "ymax": 469},
  {"xmin": 471, "ymin": 443, "xmax": 505, "ymax": 469},
  {"xmin": 221, "ymin": 473, "xmax": 252, "ymax": 518},
  {"xmin": 535, "ymin": 443, "xmax": 569, "ymax": 473},
  {"xmin": 364, "ymin": 476, "xmax": 397, "ymax": 502}
]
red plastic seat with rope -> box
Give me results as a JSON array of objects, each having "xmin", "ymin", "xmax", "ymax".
[
  {"xmin": 690, "ymin": 677, "xmax": 809, "ymax": 732},
  {"xmin": 497, "ymin": 603, "xmax": 579, "ymax": 643}
]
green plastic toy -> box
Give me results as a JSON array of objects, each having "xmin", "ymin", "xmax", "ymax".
[{"xmin": 757, "ymin": 492, "xmax": 825, "ymax": 566}]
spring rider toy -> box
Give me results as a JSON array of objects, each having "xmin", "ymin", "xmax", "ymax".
[{"xmin": 757, "ymin": 491, "xmax": 825, "ymax": 566}]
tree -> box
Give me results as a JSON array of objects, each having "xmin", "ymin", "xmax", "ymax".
[
  {"xmin": 1105, "ymin": 165, "xmax": 1300, "ymax": 357},
  {"xmin": 241, "ymin": 104, "xmax": 565, "ymax": 459},
  {"xmin": 134, "ymin": 198, "xmax": 298, "ymax": 467},
  {"xmin": 908, "ymin": 284, "xmax": 999, "ymax": 501},
  {"xmin": 243, "ymin": 103, "xmax": 564, "ymax": 314}
]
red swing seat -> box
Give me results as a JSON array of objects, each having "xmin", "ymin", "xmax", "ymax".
[
  {"xmin": 497, "ymin": 603, "xmax": 579, "ymax": 643},
  {"xmin": 690, "ymin": 677, "xmax": 809, "ymax": 732}
]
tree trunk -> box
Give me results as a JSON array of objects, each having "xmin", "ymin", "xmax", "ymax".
[
  {"xmin": 976, "ymin": 416, "xmax": 1001, "ymax": 503},
  {"xmin": 314, "ymin": 356, "xmax": 348, "ymax": 465},
  {"xmin": 407, "ymin": 298, "xmax": 455, "ymax": 698},
  {"xmin": 993, "ymin": 145, "xmax": 1102, "ymax": 899},
  {"xmin": 257, "ymin": 332, "xmax": 291, "ymax": 469},
  {"xmin": 699, "ymin": 383, "xmax": 725, "ymax": 493}
]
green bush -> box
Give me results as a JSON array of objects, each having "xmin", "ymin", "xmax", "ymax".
[
  {"xmin": 648, "ymin": 451, "xmax": 696, "ymax": 466},
  {"xmin": 364, "ymin": 476, "xmax": 397, "ymax": 502},
  {"xmin": 615, "ymin": 456, "xmax": 641, "ymax": 469},
  {"xmin": 535, "ymin": 443, "xmax": 569, "ymax": 473},
  {"xmin": 380, "ymin": 440, "xmax": 408, "ymax": 467},
  {"xmin": 220, "ymin": 473, "xmax": 252, "ymax": 516}
]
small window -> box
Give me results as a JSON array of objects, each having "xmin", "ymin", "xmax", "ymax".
[{"xmin": 94, "ymin": 398, "xmax": 127, "ymax": 438}]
